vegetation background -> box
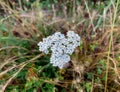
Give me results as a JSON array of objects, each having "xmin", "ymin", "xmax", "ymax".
[{"xmin": 0, "ymin": 0, "xmax": 120, "ymax": 92}]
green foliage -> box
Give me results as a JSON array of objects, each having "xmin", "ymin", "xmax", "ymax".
[
  {"xmin": 25, "ymin": 79, "xmax": 44, "ymax": 91},
  {"xmin": 0, "ymin": 23, "xmax": 8, "ymax": 32},
  {"xmin": 89, "ymin": 43, "xmax": 98, "ymax": 51},
  {"xmin": 40, "ymin": 0, "xmax": 58, "ymax": 9},
  {"xmin": 79, "ymin": 40, "xmax": 83, "ymax": 50},
  {"xmin": 42, "ymin": 83, "xmax": 55, "ymax": 92},
  {"xmin": 85, "ymin": 82, "xmax": 92, "ymax": 92},
  {"xmin": 86, "ymin": 72, "xmax": 94, "ymax": 80}
]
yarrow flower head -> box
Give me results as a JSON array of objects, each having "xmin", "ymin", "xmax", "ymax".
[{"xmin": 38, "ymin": 31, "xmax": 81, "ymax": 69}]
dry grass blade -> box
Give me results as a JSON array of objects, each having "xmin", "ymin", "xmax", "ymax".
[
  {"xmin": 1, "ymin": 53, "xmax": 44, "ymax": 92},
  {"xmin": 104, "ymin": 0, "xmax": 119, "ymax": 92}
]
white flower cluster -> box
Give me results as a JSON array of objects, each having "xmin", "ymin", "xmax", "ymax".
[{"xmin": 38, "ymin": 31, "xmax": 80, "ymax": 69}]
